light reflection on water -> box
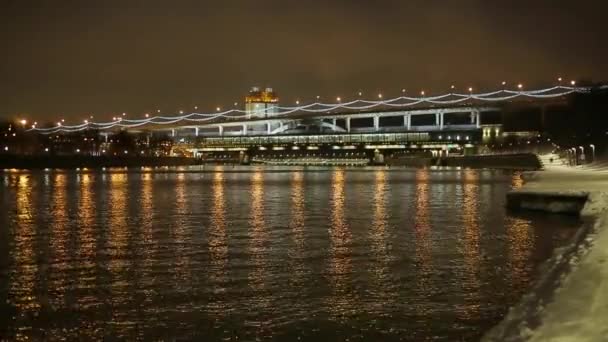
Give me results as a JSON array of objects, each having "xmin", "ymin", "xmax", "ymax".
[{"xmin": 0, "ymin": 168, "xmax": 579, "ymax": 341}]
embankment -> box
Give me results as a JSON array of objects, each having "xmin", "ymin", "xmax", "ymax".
[
  {"xmin": 439, "ymin": 153, "xmax": 541, "ymax": 170},
  {"xmin": 0, "ymin": 155, "xmax": 199, "ymax": 169},
  {"xmin": 483, "ymin": 170, "xmax": 608, "ymax": 341},
  {"xmin": 387, "ymin": 153, "xmax": 541, "ymax": 170}
]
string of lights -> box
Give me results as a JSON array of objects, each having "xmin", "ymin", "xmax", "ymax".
[{"xmin": 28, "ymin": 85, "xmax": 588, "ymax": 134}]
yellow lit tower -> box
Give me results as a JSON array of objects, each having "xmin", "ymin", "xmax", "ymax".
[{"xmin": 245, "ymin": 87, "xmax": 279, "ymax": 119}]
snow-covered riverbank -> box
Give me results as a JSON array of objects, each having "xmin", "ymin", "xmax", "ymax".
[{"xmin": 484, "ymin": 154, "xmax": 608, "ymax": 341}]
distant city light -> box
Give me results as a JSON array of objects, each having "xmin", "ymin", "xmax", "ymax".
[
  {"xmin": 518, "ymin": 84, "xmax": 523, "ymax": 89},
  {"xmin": 20, "ymin": 119, "xmax": 27, "ymax": 125},
  {"xmin": 571, "ymin": 80, "xmax": 576, "ymax": 86},
  {"xmin": 378, "ymin": 93, "xmax": 383, "ymax": 99},
  {"xmin": 216, "ymin": 107, "xmax": 221, "ymax": 112},
  {"xmin": 336, "ymin": 97, "xmax": 341, "ymax": 102}
]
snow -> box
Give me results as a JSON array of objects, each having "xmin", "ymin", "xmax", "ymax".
[{"xmin": 484, "ymin": 154, "xmax": 608, "ymax": 342}]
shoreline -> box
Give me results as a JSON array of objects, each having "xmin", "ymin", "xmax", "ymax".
[
  {"xmin": 0, "ymin": 153, "xmax": 542, "ymax": 170},
  {"xmin": 483, "ymin": 160, "xmax": 608, "ymax": 341}
]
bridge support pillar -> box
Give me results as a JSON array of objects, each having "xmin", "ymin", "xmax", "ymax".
[
  {"xmin": 404, "ymin": 114, "xmax": 411, "ymax": 130},
  {"xmin": 242, "ymin": 124, "xmax": 248, "ymax": 135},
  {"xmin": 346, "ymin": 117, "xmax": 351, "ymax": 132},
  {"xmin": 195, "ymin": 127, "xmax": 199, "ymax": 137},
  {"xmin": 267, "ymin": 122, "xmax": 271, "ymax": 134},
  {"xmin": 471, "ymin": 110, "xmax": 480, "ymax": 128},
  {"xmin": 171, "ymin": 129, "xmax": 176, "ymax": 137},
  {"xmin": 332, "ymin": 118, "xmax": 337, "ymax": 129},
  {"xmin": 218, "ymin": 126, "xmax": 223, "ymax": 136},
  {"xmin": 436, "ymin": 113, "xmax": 444, "ymax": 130},
  {"xmin": 373, "ymin": 116, "xmax": 380, "ymax": 131}
]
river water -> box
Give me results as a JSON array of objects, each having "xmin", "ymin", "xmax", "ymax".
[{"xmin": 0, "ymin": 167, "xmax": 578, "ymax": 341}]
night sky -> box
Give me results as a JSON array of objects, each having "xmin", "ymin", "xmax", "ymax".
[{"xmin": 1, "ymin": 0, "xmax": 607, "ymax": 122}]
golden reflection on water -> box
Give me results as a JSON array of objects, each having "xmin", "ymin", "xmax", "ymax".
[
  {"xmin": 173, "ymin": 173, "xmax": 190, "ymax": 283},
  {"xmin": 458, "ymin": 169, "xmax": 481, "ymax": 319},
  {"xmin": 369, "ymin": 169, "xmax": 394, "ymax": 309},
  {"xmin": 327, "ymin": 168, "xmax": 356, "ymax": 318},
  {"xmin": 289, "ymin": 171, "xmax": 306, "ymax": 284},
  {"xmin": 414, "ymin": 168, "xmax": 432, "ymax": 281},
  {"xmin": 76, "ymin": 173, "xmax": 96, "ymax": 308},
  {"xmin": 11, "ymin": 174, "xmax": 40, "ymax": 324},
  {"xmin": 248, "ymin": 170, "xmax": 269, "ymax": 306},
  {"xmin": 208, "ymin": 170, "xmax": 228, "ymax": 316},
  {"xmin": 506, "ymin": 216, "xmax": 533, "ymax": 289},
  {"xmin": 140, "ymin": 173, "xmax": 154, "ymax": 287},
  {"xmin": 49, "ymin": 173, "xmax": 68, "ymax": 307},
  {"xmin": 108, "ymin": 173, "xmax": 128, "ymax": 275},
  {"xmin": 511, "ymin": 172, "xmax": 524, "ymax": 189}
]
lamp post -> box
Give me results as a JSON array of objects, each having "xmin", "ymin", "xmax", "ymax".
[
  {"xmin": 590, "ymin": 144, "xmax": 596, "ymax": 163},
  {"xmin": 571, "ymin": 147, "xmax": 577, "ymax": 166},
  {"xmin": 579, "ymin": 146, "xmax": 585, "ymax": 164}
]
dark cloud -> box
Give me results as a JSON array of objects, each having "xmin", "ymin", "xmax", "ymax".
[{"xmin": 1, "ymin": 0, "xmax": 607, "ymax": 121}]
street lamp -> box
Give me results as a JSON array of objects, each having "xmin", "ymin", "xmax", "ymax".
[
  {"xmin": 579, "ymin": 146, "xmax": 586, "ymax": 163},
  {"xmin": 571, "ymin": 80, "xmax": 576, "ymax": 86},
  {"xmin": 571, "ymin": 147, "xmax": 577, "ymax": 165},
  {"xmin": 336, "ymin": 97, "xmax": 341, "ymax": 102},
  {"xmin": 517, "ymin": 84, "xmax": 523, "ymax": 91},
  {"xmin": 420, "ymin": 90, "xmax": 425, "ymax": 97},
  {"xmin": 378, "ymin": 93, "xmax": 383, "ymax": 99}
]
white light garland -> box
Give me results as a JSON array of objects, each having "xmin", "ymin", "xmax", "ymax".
[{"xmin": 29, "ymin": 85, "xmax": 588, "ymax": 134}]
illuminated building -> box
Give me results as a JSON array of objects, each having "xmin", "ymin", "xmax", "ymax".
[{"xmin": 245, "ymin": 87, "xmax": 279, "ymax": 119}]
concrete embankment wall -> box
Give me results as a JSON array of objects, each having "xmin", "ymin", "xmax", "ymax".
[
  {"xmin": 387, "ymin": 153, "xmax": 541, "ymax": 169},
  {"xmin": 385, "ymin": 157, "xmax": 432, "ymax": 167},
  {"xmin": 440, "ymin": 153, "xmax": 541, "ymax": 170},
  {"xmin": 0, "ymin": 155, "xmax": 199, "ymax": 169}
]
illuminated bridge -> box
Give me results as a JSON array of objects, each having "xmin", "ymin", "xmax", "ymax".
[
  {"xmin": 30, "ymin": 85, "xmax": 588, "ymax": 135},
  {"xmin": 27, "ymin": 84, "xmax": 595, "ymax": 159}
]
